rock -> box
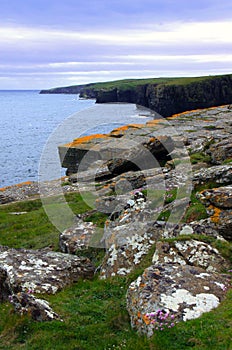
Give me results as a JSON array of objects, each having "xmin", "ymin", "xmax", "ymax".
[
  {"xmin": 107, "ymin": 135, "xmax": 174, "ymax": 176},
  {"xmin": 208, "ymin": 138, "xmax": 232, "ymax": 164},
  {"xmin": 0, "ymin": 246, "xmax": 95, "ymax": 295},
  {"xmin": 0, "ymin": 193, "xmax": 14, "ymax": 204},
  {"xmin": 198, "ymin": 186, "xmax": 232, "ymax": 241},
  {"xmin": 9, "ymin": 292, "xmax": 62, "ymax": 321},
  {"xmin": 198, "ymin": 186, "xmax": 232, "ymax": 209},
  {"xmin": 100, "ymin": 191, "xmax": 160, "ymax": 278},
  {"xmin": 161, "ymin": 220, "xmax": 222, "ymax": 240},
  {"xmin": 59, "ymin": 122, "xmax": 174, "ymax": 177},
  {"xmin": 100, "ymin": 228, "xmax": 158, "ymax": 279},
  {"xmin": 0, "ymin": 266, "xmax": 10, "ymax": 301},
  {"xmin": 95, "ymin": 194, "xmax": 132, "ymax": 214},
  {"xmin": 152, "ymin": 240, "xmax": 230, "ymax": 272},
  {"xmin": 59, "ymin": 218, "xmax": 97, "ymax": 253},
  {"xmin": 127, "ymin": 263, "xmax": 230, "ymax": 337},
  {"xmin": 193, "ymin": 165, "xmax": 232, "ymax": 188}
]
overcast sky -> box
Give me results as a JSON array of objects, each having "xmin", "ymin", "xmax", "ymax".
[{"xmin": 0, "ymin": 0, "xmax": 232, "ymax": 89}]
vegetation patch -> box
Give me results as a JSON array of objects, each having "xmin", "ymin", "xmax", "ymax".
[{"xmin": 190, "ymin": 152, "xmax": 211, "ymax": 165}]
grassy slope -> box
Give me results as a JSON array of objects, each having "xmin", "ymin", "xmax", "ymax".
[{"xmin": 0, "ymin": 192, "xmax": 231, "ymax": 350}]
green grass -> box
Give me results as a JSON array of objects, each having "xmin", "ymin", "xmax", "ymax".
[
  {"xmin": 190, "ymin": 152, "xmax": 211, "ymax": 165},
  {"xmin": 0, "ymin": 193, "xmax": 106, "ymax": 250},
  {"xmin": 49, "ymin": 73, "xmax": 232, "ymax": 94},
  {"xmin": 0, "ymin": 193, "xmax": 232, "ymax": 349}
]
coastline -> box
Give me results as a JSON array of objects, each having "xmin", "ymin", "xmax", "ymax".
[{"xmin": 1, "ymin": 102, "xmax": 230, "ymax": 204}]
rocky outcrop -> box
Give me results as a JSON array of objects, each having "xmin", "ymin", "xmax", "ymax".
[
  {"xmin": 208, "ymin": 139, "xmax": 232, "ymax": 165},
  {"xmin": 0, "ymin": 246, "xmax": 95, "ymax": 296},
  {"xmin": 95, "ymin": 75, "xmax": 232, "ymax": 117},
  {"xmin": 40, "ymin": 84, "xmax": 85, "ymax": 94},
  {"xmin": 198, "ymin": 186, "xmax": 232, "ymax": 241},
  {"xmin": 59, "ymin": 125, "xmax": 174, "ymax": 176},
  {"xmin": 126, "ymin": 263, "xmax": 230, "ymax": 337}
]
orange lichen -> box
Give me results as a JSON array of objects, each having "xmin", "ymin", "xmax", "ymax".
[
  {"xmin": 0, "ymin": 186, "xmax": 10, "ymax": 192},
  {"xmin": 146, "ymin": 119, "xmax": 164, "ymax": 126},
  {"xmin": 209, "ymin": 205, "xmax": 221, "ymax": 223},
  {"xmin": 16, "ymin": 181, "xmax": 32, "ymax": 187},
  {"xmin": 66, "ymin": 133, "xmax": 108, "ymax": 147},
  {"xmin": 110, "ymin": 124, "xmax": 144, "ymax": 136},
  {"xmin": 168, "ymin": 104, "xmax": 228, "ymax": 120},
  {"xmin": 0, "ymin": 181, "xmax": 32, "ymax": 191},
  {"xmin": 142, "ymin": 314, "xmax": 151, "ymax": 325}
]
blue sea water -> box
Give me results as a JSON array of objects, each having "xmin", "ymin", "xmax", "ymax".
[{"xmin": 0, "ymin": 91, "xmax": 153, "ymax": 187}]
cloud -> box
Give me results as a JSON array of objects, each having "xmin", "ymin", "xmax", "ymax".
[{"xmin": 0, "ymin": 1, "xmax": 232, "ymax": 88}]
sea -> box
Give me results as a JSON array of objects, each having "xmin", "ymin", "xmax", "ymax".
[{"xmin": 0, "ymin": 90, "xmax": 154, "ymax": 187}]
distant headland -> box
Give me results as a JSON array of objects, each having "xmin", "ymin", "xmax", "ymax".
[{"xmin": 40, "ymin": 74, "xmax": 232, "ymax": 117}]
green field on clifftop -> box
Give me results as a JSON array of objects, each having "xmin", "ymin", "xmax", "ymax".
[{"xmin": 42, "ymin": 73, "xmax": 232, "ymax": 93}]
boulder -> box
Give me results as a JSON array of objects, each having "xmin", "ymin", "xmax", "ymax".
[
  {"xmin": 0, "ymin": 246, "xmax": 95, "ymax": 296},
  {"xmin": 127, "ymin": 263, "xmax": 230, "ymax": 337},
  {"xmin": 9, "ymin": 292, "xmax": 62, "ymax": 321}
]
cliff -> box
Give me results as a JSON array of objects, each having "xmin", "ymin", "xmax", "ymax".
[
  {"xmin": 95, "ymin": 74, "xmax": 232, "ymax": 117},
  {"xmin": 40, "ymin": 74, "xmax": 232, "ymax": 117}
]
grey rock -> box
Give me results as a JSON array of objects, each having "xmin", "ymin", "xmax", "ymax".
[
  {"xmin": 193, "ymin": 165, "xmax": 232, "ymax": 188},
  {"xmin": 152, "ymin": 240, "xmax": 230, "ymax": 272},
  {"xmin": 59, "ymin": 218, "xmax": 97, "ymax": 253},
  {"xmin": 208, "ymin": 138, "xmax": 232, "ymax": 164},
  {"xmin": 0, "ymin": 246, "xmax": 95, "ymax": 296},
  {"xmin": 198, "ymin": 186, "xmax": 232, "ymax": 241},
  {"xmin": 127, "ymin": 263, "xmax": 230, "ymax": 337},
  {"xmin": 9, "ymin": 292, "xmax": 62, "ymax": 321}
]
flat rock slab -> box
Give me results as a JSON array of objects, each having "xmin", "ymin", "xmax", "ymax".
[
  {"xmin": 0, "ymin": 246, "xmax": 95, "ymax": 296},
  {"xmin": 127, "ymin": 263, "xmax": 230, "ymax": 337}
]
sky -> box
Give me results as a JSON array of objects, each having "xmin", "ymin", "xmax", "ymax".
[{"xmin": 0, "ymin": 0, "xmax": 232, "ymax": 89}]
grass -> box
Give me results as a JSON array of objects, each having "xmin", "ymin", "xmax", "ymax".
[
  {"xmin": 190, "ymin": 152, "xmax": 211, "ymax": 165},
  {"xmin": 57, "ymin": 73, "xmax": 232, "ymax": 93},
  {"xmin": 0, "ymin": 193, "xmax": 232, "ymax": 349}
]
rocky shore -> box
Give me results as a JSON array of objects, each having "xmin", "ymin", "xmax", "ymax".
[{"xmin": 0, "ymin": 104, "xmax": 231, "ymax": 337}]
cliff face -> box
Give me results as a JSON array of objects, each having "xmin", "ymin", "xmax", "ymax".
[
  {"xmin": 39, "ymin": 74, "xmax": 232, "ymax": 117},
  {"xmin": 95, "ymin": 75, "xmax": 232, "ymax": 117}
]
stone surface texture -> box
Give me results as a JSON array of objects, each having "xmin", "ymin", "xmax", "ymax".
[
  {"xmin": 127, "ymin": 263, "xmax": 230, "ymax": 337},
  {"xmin": 0, "ymin": 246, "xmax": 95, "ymax": 296}
]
